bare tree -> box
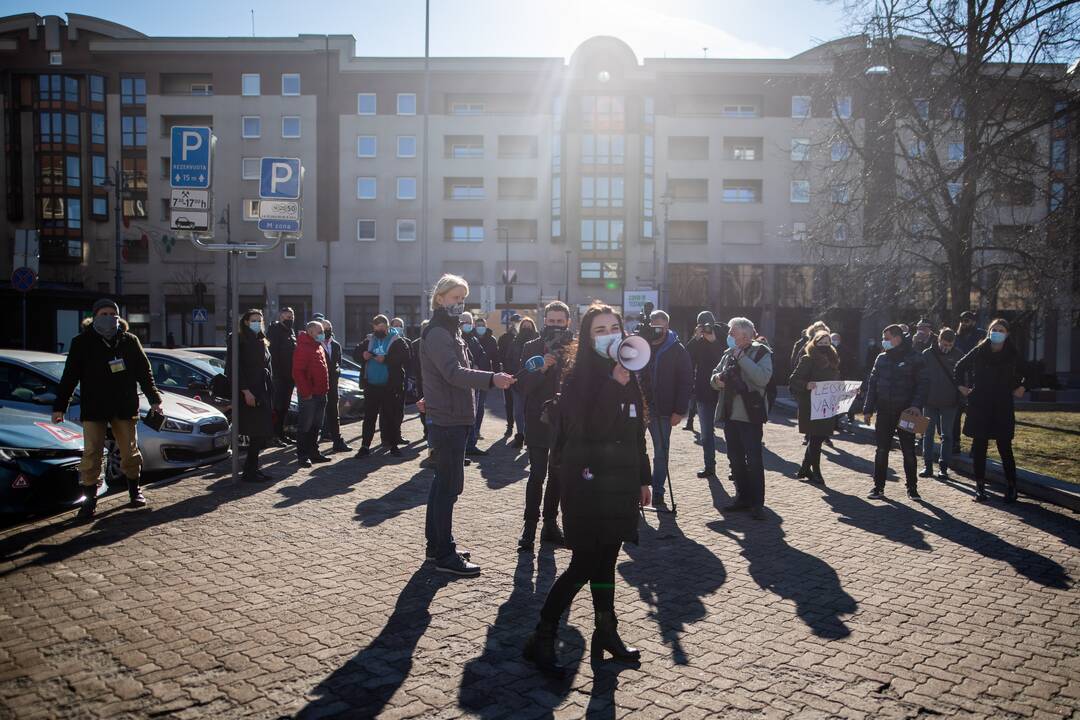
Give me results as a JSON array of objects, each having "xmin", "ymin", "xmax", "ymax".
[{"xmin": 806, "ymin": 0, "xmax": 1080, "ymax": 324}]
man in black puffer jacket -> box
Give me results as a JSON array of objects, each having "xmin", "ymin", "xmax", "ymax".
[{"xmin": 863, "ymin": 324, "xmax": 928, "ymax": 500}]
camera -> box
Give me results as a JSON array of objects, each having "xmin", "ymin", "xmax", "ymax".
[{"xmin": 541, "ymin": 326, "xmax": 573, "ymax": 355}]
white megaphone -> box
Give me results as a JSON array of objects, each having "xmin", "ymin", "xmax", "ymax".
[{"xmin": 607, "ymin": 334, "xmax": 652, "ymax": 372}]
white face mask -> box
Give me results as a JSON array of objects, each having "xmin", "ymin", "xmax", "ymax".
[{"xmin": 593, "ymin": 332, "xmax": 622, "ymax": 359}]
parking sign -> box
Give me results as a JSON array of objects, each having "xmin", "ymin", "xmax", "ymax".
[
  {"xmin": 259, "ymin": 157, "xmax": 302, "ymax": 200},
  {"xmin": 170, "ymin": 126, "xmax": 212, "ymax": 189}
]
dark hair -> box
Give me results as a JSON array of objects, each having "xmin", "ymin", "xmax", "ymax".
[
  {"xmin": 883, "ymin": 324, "xmax": 904, "ymax": 338},
  {"xmin": 240, "ymin": 308, "xmax": 269, "ymax": 345},
  {"xmin": 806, "ymin": 330, "xmax": 840, "ymax": 369},
  {"xmin": 939, "ymin": 328, "xmax": 956, "ymax": 342},
  {"xmin": 544, "ymin": 300, "xmax": 571, "ymax": 320},
  {"xmin": 372, "ymin": 314, "xmax": 389, "ymax": 327},
  {"xmin": 561, "ymin": 303, "xmax": 648, "ymax": 424}
]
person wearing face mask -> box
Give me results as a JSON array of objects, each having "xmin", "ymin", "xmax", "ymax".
[
  {"xmin": 498, "ymin": 314, "xmax": 522, "ymax": 438},
  {"xmin": 507, "ymin": 317, "xmax": 539, "ymax": 449},
  {"xmin": 710, "ymin": 317, "xmax": 773, "ymax": 519},
  {"xmin": 516, "ymin": 300, "xmax": 573, "ymax": 552},
  {"xmin": 226, "ymin": 309, "xmax": 275, "ymax": 482},
  {"xmin": 640, "ymin": 309, "xmax": 692, "ymax": 510},
  {"xmin": 267, "ymin": 307, "xmax": 298, "ymax": 445},
  {"xmin": 686, "ymin": 312, "xmax": 727, "ymax": 479},
  {"xmin": 53, "ymin": 298, "xmax": 163, "ymax": 519},
  {"xmin": 788, "ymin": 330, "xmax": 840, "ymax": 485},
  {"xmin": 460, "ymin": 312, "xmax": 495, "ymax": 456},
  {"xmin": 292, "ymin": 320, "xmax": 332, "ymax": 468},
  {"xmin": 954, "ymin": 319, "xmax": 1027, "ymax": 503},
  {"xmin": 317, "ymin": 319, "xmax": 352, "ymax": 453},
  {"xmin": 418, "ymin": 275, "xmax": 516, "ymax": 576},
  {"xmin": 862, "ymin": 324, "xmax": 928, "ymax": 500},
  {"xmin": 952, "ymin": 311, "xmax": 984, "ymax": 455},
  {"xmin": 912, "ymin": 319, "xmax": 936, "ymax": 354},
  {"xmin": 356, "ymin": 315, "xmax": 410, "ymax": 458},
  {"xmin": 523, "ymin": 304, "xmax": 651, "ymax": 675},
  {"xmin": 919, "ymin": 328, "xmax": 963, "ymax": 480}
]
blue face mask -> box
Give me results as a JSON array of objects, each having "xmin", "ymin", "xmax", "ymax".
[
  {"xmin": 248, "ymin": 321, "xmax": 263, "ymax": 334},
  {"xmin": 315, "ymin": 333, "xmax": 326, "ymax": 343},
  {"xmin": 593, "ymin": 333, "xmax": 621, "ymax": 359},
  {"xmin": 389, "ymin": 327, "xmax": 402, "ymax": 336},
  {"xmin": 881, "ymin": 338, "xmax": 894, "ymax": 351},
  {"xmin": 475, "ymin": 326, "xmax": 487, "ymax": 336},
  {"xmin": 726, "ymin": 335, "xmax": 738, "ymax": 350},
  {"xmin": 462, "ymin": 324, "xmax": 474, "ymax": 334},
  {"xmin": 989, "ymin": 331, "xmax": 1006, "ymax": 345}
]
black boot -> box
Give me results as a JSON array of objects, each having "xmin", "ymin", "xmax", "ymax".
[
  {"xmin": 540, "ymin": 520, "xmax": 566, "ymax": 547},
  {"xmin": 523, "ymin": 619, "xmax": 564, "ymax": 675},
  {"xmin": 127, "ymin": 477, "xmax": 147, "ymax": 507},
  {"xmin": 517, "ymin": 520, "xmax": 537, "ymax": 553},
  {"xmin": 973, "ymin": 478, "xmax": 988, "ymax": 502},
  {"xmin": 76, "ymin": 489, "xmax": 97, "ymax": 521},
  {"xmin": 793, "ymin": 459, "xmax": 811, "ymax": 480},
  {"xmin": 805, "ymin": 464, "xmax": 825, "ymax": 485},
  {"xmin": 1004, "ymin": 478, "xmax": 1018, "ymax": 504},
  {"xmin": 591, "ymin": 610, "xmax": 640, "ymax": 663}
]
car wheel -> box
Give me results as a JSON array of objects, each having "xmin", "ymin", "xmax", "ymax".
[{"xmin": 103, "ymin": 439, "xmax": 124, "ymax": 492}]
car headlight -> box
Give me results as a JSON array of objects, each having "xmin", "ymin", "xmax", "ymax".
[
  {"xmin": 0, "ymin": 448, "xmax": 30, "ymax": 461},
  {"xmin": 162, "ymin": 417, "xmax": 194, "ymax": 433}
]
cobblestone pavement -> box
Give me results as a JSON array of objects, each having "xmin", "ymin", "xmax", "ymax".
[{"xmin": 1, "ymin": 403, "xmax": 1078, "ymax": 719}]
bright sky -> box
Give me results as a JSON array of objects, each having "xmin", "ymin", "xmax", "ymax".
[{"xmin": 10, "ymin": 0, "xmax": 853, "ymax": 59}]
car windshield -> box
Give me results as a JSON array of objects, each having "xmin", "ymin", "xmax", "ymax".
[{"xmin": 31, "ymin": 361, "xmax": 67, "ymax": 380}]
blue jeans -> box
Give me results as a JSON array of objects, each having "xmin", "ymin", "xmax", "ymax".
[
  {"xmin": 697, "ymin": 398, "xmax": 718, "ymax": 472},
  {"xmin": 424, "ymin": 423, "xmax": 470, "ymax": 564},
  {"xmin": 923, "ymin": 406, "xmax": 958, "ymax": 470},
  {"xmin": 648, "ymin": 418, "xmax": 673, "ymax": 500},
  {"xmin": 511, "ymin": 387, "xmax": 526, "ymax": 436},
  {"xmin": 724, "ymin": 420, "xmax": 765, "ymax": 508},
  {"xmin": 467, "ymin": 390, "xmax": 487, "ymax": 449}
]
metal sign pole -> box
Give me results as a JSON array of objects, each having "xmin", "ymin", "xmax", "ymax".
[{"xmin": 230, "ymin": 244, "xmax": 241, "ymax": 480}]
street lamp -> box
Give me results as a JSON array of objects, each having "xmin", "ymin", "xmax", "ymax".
[
  {"xmin": 498, "ymin": 225, "xmax": 511, "ymax": 328},
  {"xmin": 564, "ymin": 248, "xmax": 572, "ymax": 305},
  {"xmin": 218, "ymin": 204, "xmax": 233, "ymax": 332}
]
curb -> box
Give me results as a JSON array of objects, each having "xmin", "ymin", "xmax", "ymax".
[{"xmin": 772, "ymin": 398, "xmax": 1080, "ymax": 514}]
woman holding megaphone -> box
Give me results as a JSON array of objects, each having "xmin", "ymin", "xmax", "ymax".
[{"xmin": 523, "ymin": 304, "xmax": 652, "ymax": 675}]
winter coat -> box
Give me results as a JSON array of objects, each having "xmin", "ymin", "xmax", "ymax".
[
  {"xmin": 497, "ymin": 330, "xmax": 517, "ymax": 373},
  {"xmin": 789, "ymin": 335, "xmax": 809, "ymax": 375},
  {"xmin": 323, "ymin": 336, "xmax": 342, "ymax": 393},
  {"xmin": 551, "ymin": 359, "xmax": 651, "ymax": 550},
  {"xmin": 292, "ymin": 332, "xmax": 329, "ymax": 398},
  {"xmin": 474, "ymin": 331, "xmax": 501, "ymax": 372},
  {"xmin": 710, "ymin": 342, "xmax": 773, "ymax": 424},
  {"xmin": 227, "ymin": 327, "xmax": 274, "ymax": 438},
  {"xmin": 419, "ymin": 310, "xmax": 494, "ymax": 427},
  {"xmin": 54, "ymin": 318, "xmax": 162, "ymax": 421},
  {"xmin": 645, "ymin": 330, "xmax": 693, "ymax": 419},
  {"xmin": 464, "ymin": 333, "xmax": 494, "ymax": 372},
  {"xmin": 954, "ymin": 340, "xmax": 1026, "ymax": 440},
  {"xmin": 955, "ymin": 326, "xmax": 985, "ymax": 356},
  {"xmin": 687, "ymin": 335, "xmax": 725, "ymax": 403},
  {"xmin": 788, "ymin": 347, "xmax": 841, "ymax": 437},
  {"xmin": 517, "ymin": 335, "xmax": 563, "ymax": 448},
  {"xmin": 911, "ymin": 333, "xmax": 936, "ymax": 355},
  {"xmin": 862, "ymin": 343, "xmax": 928, "ymax": 414},
  {"xmin": 506, "ymin": 327, "xmax": 538, "ymax": 374},
  {"xmin": 358, "ymin": 332, "xmax": 409, "ymax": 395},
  {"xmin": 267, "ymin": 320, "xmax": 297, "ymax": 387},
  {"xmin": 921, "ymin": 345, "xmax": 963, "ymax": 409}
]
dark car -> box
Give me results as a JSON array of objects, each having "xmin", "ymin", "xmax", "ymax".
[
  {"xmin": 145, "ymin": 349, "xmax": 230, "ymax": 413},
  {"xmin": 0, "ymin": 407, "xmax": 89, "ymax": 514}
]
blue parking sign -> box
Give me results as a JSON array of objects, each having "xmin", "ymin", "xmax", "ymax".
[
  {"xmin": 170, "ymin": 127, "xmax": 212, "ymax": 189},
  {"xmin": 259, "ymin": 158, "xmax": 302, "ymax": 200}
]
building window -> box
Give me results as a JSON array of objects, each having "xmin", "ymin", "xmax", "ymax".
[
  {"xmin": 448, "ymin": 221, "xmax": 484, "ymax": 242},
  {"xmin": 952, "ymin": 98, "xmax": 965, "ymax": 119},
  {"xmin": 357, "ymin": 219, "xmax": 376, "ymax": 241},
  {"xmin": 834, "ymin": 224, "xmax": 848, "ymax": 243},
  {"xmin": 284, "ymin": 241, "xmax": 297, "ymax": 259},
  {"xmin": 397, "ymin": 177, "xmax": 417, "ymax": 200},
  {"xmin": 948, "ymin": 182, "xmax": 962, "ymax": 201},
  {"xmin": 581, "ymin": 176, "xmax": 624, "ymax": 208},
  {"xmin": 122, "ymin": 198, "xmax": 147, "ymax": 218},
  {"xmin": 89, "ymin": 75, "xmax": 105, "ymax": 102},
  {"xmin": 1053, "ymin": 100, "xmax": 1068, "ymax": 130},
  {"xmin": 580, "ymin": 219, "xmax": 624, "ymax": 251},
  {"xmin": 790, "ymin": 180, "xmax": 810, "ymax": 203},
  {"xmin": 39, "ymin": 112, "xmax": 60, "ymax": 143},
  {"xmin": 120, "ymin": 76, "xmax": 146, "ymax": 105},
  {"xmin": 190, "ymin": 82, "xmax": 213, "ymax": 96},
  {"xmin": 122, "ymin": 157, "xmax": 147, "ymax": 189},
  {"xmin": 722, "ymin": 183, "xmax": 759, "ymax": 203},
  {"xmin": 451, "ymin": 102, "xmax": 484, "ymax": 115},
  {"xmin": 1051, "ymin": 139, "xmax": 1067, "ymax": 172},
  {"xmin": 833, "ymin": 96, "xmax": 852, "ymax": 119},
  {"xmin": 282, "ymin": 73, "xmax": 301, "ymax": 96},
  {"xmin": 357, "ymin": 93, "xmax": 376, "ymax": 115},
  {"xmin": 908, "ymin": 139, "xmax": 926, "ymax": 158},
  {"xmin": 92, "ymin": 155, "xmax": 107, "ymax": 186},
  {"xmin": 644, "ymin": 96, "xmax": 655, "ymax": 125},
  {"xmin": 581, "ymin": 95, "xmax": 625, "ymax": 131},
  {"xmin": 831, "ymin": 184, "xmax": 849, "ymax": 204},
  {"xmin": 357, "ymin": 177, "xmax": 377, "ymax": 199},
  {"xmin": 449, "ymin": 138, "xmax": 484, "ymax": 158},
  {"xmin": 92, "ymin": 196, "xmax": 108, "ymax": 216},
  {"xmin": 831, "ymin": 142, "xmax": 850, "ymax": 161},
  {"xmin": 732, "ymin": 145, "xmax": 756, "ymax": 161},
  {"xmin": 397, "ymin": 135, "xmax": 417, "ymax": 158},
  {"xmin": 41, "ymin": 196, "xmax": 65, "ymax": 222},
  {"xmin": 121, "ymin": 116, "xmax": 146, "ymax": 147},
  {"xmin": 39, "ymin": 156, "xmax": 61, "ymax": 186},
  {"xmin": 721, "ymin": 104, "xmax": 758, "ymax": 118},
  {"xmin": 397, "ymin": 219, "xmax": 417, "ymax": 241},
  {"xmin": 792, "ymin": 222, "xmax": 808, "ymax": 243},
  {"xmin": 242, "ymin": 116, "xmax": 261, "ymax": 138},
  {"xmin": 242, "ymin": 157, "xmax": 260, "ymax": 179},
  {"xmin": 357, "ymin": 135, "xmax": 377, "ymax": 157},
  {"xmin": 448, "ymin": 179, "xmax": 484, "ymax": 200},
  {"xmin": 67, "ymin": 198, "xmax": 82, "ymax": 229},
  {"xmin": 581, "ymin": 134, "xmax": 625, "ymax": 165},
  {"xmin": 39, "ymin": 74, "xmax": 62, "ymax": 101},
  {"xmin": 238, "ymin": 74, "xmax": 260, "ymax": 97},
  {"xmin": 65, "ymin": 156, "xmax": 80, "ymax": 187},
  {"xmin": 1050, "ymin": 182, "xmax": 1065, "ymax": 212},
  {"xmin": 397, "ymin": 93, "xmax": 417, "ymax": 115},
  {"xmin": 282, "ymin": 116, "xmax": 301, "ymax": 138},
  {"xmin": 791, "ymin": 138, "xmax": 810, "ymax": 162},
  {"xmin": 579, "ymin": 261, "xmax": 621, "ymax": 282},
  {"xmin": 243, "ymin": 199, "xmax": 260, "ymax": 221},
  {"xmin": 91, "ymin": 113, "xmax": 105, "ymax": 144},
  {"xmin": 913, "ymin": 98, "xmax": 930, "ymax": 120},
  {"xmin": 63, "ymin": 76, "xmax": 78, "ymax": 102},
  {"xmin": 64, "ymin": 113, "xmax": 79, "ymax": 144},
  {"xmin": 791, "ymin": 96, "xmax": 811, "ymax": 118}
]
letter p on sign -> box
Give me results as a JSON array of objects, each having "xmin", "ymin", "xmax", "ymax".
[{"xmin": 181, "ymin": 130, "xmax": 203, "ymax": 160}]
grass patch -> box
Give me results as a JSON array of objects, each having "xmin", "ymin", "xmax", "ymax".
[{"xmin": 959, "ymin": 411, "xmax": 1080, "ymax": 485}]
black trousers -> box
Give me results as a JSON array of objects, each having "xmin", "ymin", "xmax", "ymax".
[
  {"xmin": 503, "ymin": 389, "xmax": 514, "ymax": 429},
  {"xmin": 524, "ymin": 445, "xmax": 561, "ymax": 524},
  {"xmin": 362, "ymin": 385, "xmax": 402, "ymax": 447},
  {"xmin": 322, "ymin": 381, "xmax": 341, "ymax": 440},
  {"xmin": 803, "ymin": 435, "xmax": 825, "ymax": 467},
  {"xmin": 272, "ymin": 379, "xmax": 294, "ymax": 437},
  {"xmin": 971, "ymin": 436, "xmax": 1017, "ymax": 484},
  {"xmin": 541, "ymin": 542, "xmax": 621, "ymax": 623},
  {"xmin": 873, "ymin": 408, "xmax": 918, "ymax": 490},
  {"xmin": 244, "ymin": 435, "xmax": 267, "ymax": 473}
]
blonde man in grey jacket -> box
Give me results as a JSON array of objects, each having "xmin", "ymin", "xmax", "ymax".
[
  {"xmin": 711, "ymin": 317, "xmax": 773, "ymax": 519},
  {"xmin": 418, "ymin": 274, "xmax": 515, "ymax": 576}
]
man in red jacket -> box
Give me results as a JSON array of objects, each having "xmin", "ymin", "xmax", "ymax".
[{"xmin": 292, "ymin": 320, "xmax": 332, "ymax": 467}]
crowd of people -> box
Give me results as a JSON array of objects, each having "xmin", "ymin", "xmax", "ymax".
[{"xmin": 51, "ymin": 280, "xmax": 1029, "ymax": 673}]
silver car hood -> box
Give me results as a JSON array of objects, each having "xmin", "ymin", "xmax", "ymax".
[{"xmin": 144, "ymin": 391, "xmax": 223, "ymax": 421}]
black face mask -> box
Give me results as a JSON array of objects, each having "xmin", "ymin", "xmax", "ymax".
[
  {"xmin": 519, "ymin": 325, "xmax": 538, "ymax": 340},
  {"xmin": 283, "ymin": 318, "xmax": 294, "ymax": 329},
  {"xmin": 374, "ymin": 330, "xmax": 387, "ymax": 339}
]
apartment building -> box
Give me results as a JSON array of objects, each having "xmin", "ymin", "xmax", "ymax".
[{"xmin": 1, "ymin": 13, "xmax": 1075, "ymax": 382}]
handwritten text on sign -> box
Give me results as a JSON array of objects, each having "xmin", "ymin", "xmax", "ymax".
[{"xmin": 810, "ymin": 381, "xmax": 864, "ymax": 420}]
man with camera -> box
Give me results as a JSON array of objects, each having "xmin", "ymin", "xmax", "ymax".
[
  {"xmin": 687, "ymin": 311, "xmax": 727, "ymax": 479},
  {"xmin": 516, "ymin": 300, "xmax": 572, "ymax": 551},
  {"xmin": 710, "ymin": 317, "xmax": 773, "ymax": 519},
  {"xmin": 640, "ymin": 309, "xmax": 692, "ymax": 510}
]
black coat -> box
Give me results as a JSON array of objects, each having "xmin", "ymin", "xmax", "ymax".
[
  {"xmin": 475, "ymin": 331, "xmax": 501, "ymax": 372},
  {"xmin": 228, "ymin": 327, "xmax": 274, "ymax": 438},
  {"xmin": 517, "ymin": 336, "xmax": 563, "ymax": 448},
  {"xmin": 267, "ymin": 321, "xmax": 297, "ymax": 387},
  {"xmin": 324, "ymin": 337, "xmax": 342, "ymax": 392},
  {"xmin": 789, "ymin": 348, "xmax": 841, "ymax": 436},
  {"xmin": 356, "ymin": 333, "xmax": 410, "ymax": 396},
  {"xmin": 497, "ymin": 330, "xmax": 517, "ymax": 373},
  {"xmin": 687, "ymin": 335, "xmax": 725, "ymax": 403},
  {"xmin": 954, "ymin": 340, "xmax": 1026, "ymax": 440},
  {"xmin": 863, "ymin": 343, "xmax": 928, "ymax": 414},
  {"xmin": 506, "ymin": 329, "xmax": 538, "ymax": 374},
  {"xmin": 54, "ymin": 318, "xmax": 162, "ymax": 421},
  {"xmin": 552, "ymin": 360, "xmax": 651, "ymax": 550}
]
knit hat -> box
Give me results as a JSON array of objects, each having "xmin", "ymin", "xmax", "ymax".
[
  {"xmin": 92, "ymin": 298, "xmax": 119, "ymax": 315},
  {"xmin": 696, "ymin": 311, "xmax": 716, "ymax": 326}
]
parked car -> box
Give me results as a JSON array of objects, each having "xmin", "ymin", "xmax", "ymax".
[
  {"xmin": 0, "ymin": 407, "xmax": 88, "ymax": 514},
  {"xmin": 0, "ymin": 350, "xmax": 231, "ymax": 485},
  {"xmin": 145, "ymin": 349, "xmax": 229, "ymax": 413}
]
